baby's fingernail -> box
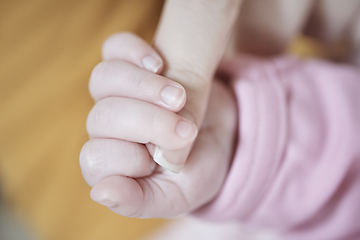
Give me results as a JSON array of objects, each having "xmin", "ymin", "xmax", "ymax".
[
  {"xmin": 90, "ymin": 189, "xmax": 118, "ymax": 208},
  {"xmin": 153, "ymin": 146, "xmax": 183, "ymax": 173},
  {"xmin": 176, "ymin": 120, "xmax": 197, "ymax": 140},
  {"xmin": 142, "ymin": 55, "xmax": 162, "ymax": 73},
  {"xmin": 160, "ymin": 85, "xmax": 185, "ymax": 107}
]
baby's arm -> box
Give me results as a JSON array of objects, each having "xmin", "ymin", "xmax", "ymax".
[{"xmin": 195, "ymin": 56, "xmax": 360, "ymax": 240}]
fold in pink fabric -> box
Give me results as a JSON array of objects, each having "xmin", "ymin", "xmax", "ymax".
[{"xmin": 194, "ymin": 56, "xmax": 360, "ymax": 240}]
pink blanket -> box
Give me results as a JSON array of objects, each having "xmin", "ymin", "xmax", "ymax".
[{"xmin": 194, "ymin": 56, "xmax": 360, "ymax": 240}]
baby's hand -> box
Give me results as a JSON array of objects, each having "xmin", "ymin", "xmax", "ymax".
[{"xmin": 80, "ymin": 33, "xmax": 237, "ymax": 218}]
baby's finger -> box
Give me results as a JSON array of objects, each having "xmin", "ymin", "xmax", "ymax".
[
  {"xmin": 86, "ymin": 97, "xmax": 198, "ymax": 150},
  {"xmin": 102, "ymin": 32, "xmax": 163, "ymax": 74},
  {"xmin": 90, "ymin": 175, "xmax": 143, "ymax": 217},
  {"xmin": 90, "ymin": 60, "xmax": 186, "ymax": 111},
  {"xmin": 80, "ymin": 139, "xmax": 156, "ymax": 187},
  {"xmin": 90, "ymin": 175, "xmax": 188, "ymax": 218}
]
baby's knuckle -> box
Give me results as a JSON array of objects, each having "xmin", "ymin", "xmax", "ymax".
[
  {"xmin": 89, "ymin": 62, "xmax": 108, "ymax": 95},
  {"xmin": 93, "ymin": 99, "xmax": 114, "ymax": 127},
  {"xmin": 91, "ymin": 62, "xmax": 107, "ymax": 82},
  {"xmin": 85, "ymin": 141, "xmax": 111, "ymax": 178},
  {"xmin": 134, "ymin": 72, "xmax": 151, "ymax": 94},
  {"xmin": 80, "ymin": 142, "xmax": 106, "ymax": 182},
  {"xmin": 86, "ymin": 155, "xmax": 107, "ymax": 179}
]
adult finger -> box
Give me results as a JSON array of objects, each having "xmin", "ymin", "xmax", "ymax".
[
  {"xmin": 86, "ymin": 97, "xmax": 198, "ymax": 150},
  {"xmin": 152, "ymin": 0, "xmax": 242, "ymax": 172},
  {"xmin": 89, "ymin": 60, "xmax": 186, "ymax": 111}
]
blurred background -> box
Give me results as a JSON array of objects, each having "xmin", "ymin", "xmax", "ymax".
[
  {"xmin": 0, "ymin": 0, "xmax": 353, "ymax": 239},
  {"xmin": 0, "ymin": 0, "xmax": 166, "ymax": 239}
]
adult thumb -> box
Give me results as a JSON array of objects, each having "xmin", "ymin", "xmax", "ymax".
[{"xmin": 151, "ymin": 0, "xmax": 241, "ymax": 172}]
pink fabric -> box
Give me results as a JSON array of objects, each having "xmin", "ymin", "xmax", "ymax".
[{"xmin": 194, "ymin": 56, "xmax": 360, "ymax": 240}]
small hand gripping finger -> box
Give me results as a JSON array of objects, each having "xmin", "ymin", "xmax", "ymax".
[
  {"xmin": 86, "ymin": 96, "xmax": 198, "ymax": 150},
  {"xmin": 81, "ymin": 33, "xmax": 190, "ymax": 188},
  {"xmin": 89, "ymin": 80, "xmax": 238, "ymax": 217},
  {"xmin": 94, "ymin": 32, "xmax": 197, "ymax": 173}
]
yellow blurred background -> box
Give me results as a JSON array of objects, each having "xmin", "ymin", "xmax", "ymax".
[{"xmin": 0, "ymin": 1, "xmax": 166, "ymax": 239}]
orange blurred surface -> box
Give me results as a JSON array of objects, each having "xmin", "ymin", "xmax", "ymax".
[{"xmin": 0, "ymin": 1, "xmax": 166, "ymax": 239}]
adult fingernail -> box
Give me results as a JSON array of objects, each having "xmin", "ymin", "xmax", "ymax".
[
  {"xmin": 90, "ymin": 189, "xmax": 118, "ymax": 208},
  {"xmin": 142, "ymin": 55, "xmax": 162, "ymax": 73},
  {"xmin": 153, "ymin": 146, "xmax": 183, "ymax": 173},
  {"xmin": 160, "ymin": 85, "xmax": 185, "ymax": 107},
  {"xmin": 176, "ymin": 120, "xmax": 197, "ymax": 140}
]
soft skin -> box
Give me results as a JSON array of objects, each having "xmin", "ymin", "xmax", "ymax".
[{"xmin": 80, "ymin": 33, "xmax": 237, "ymax": 218}]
